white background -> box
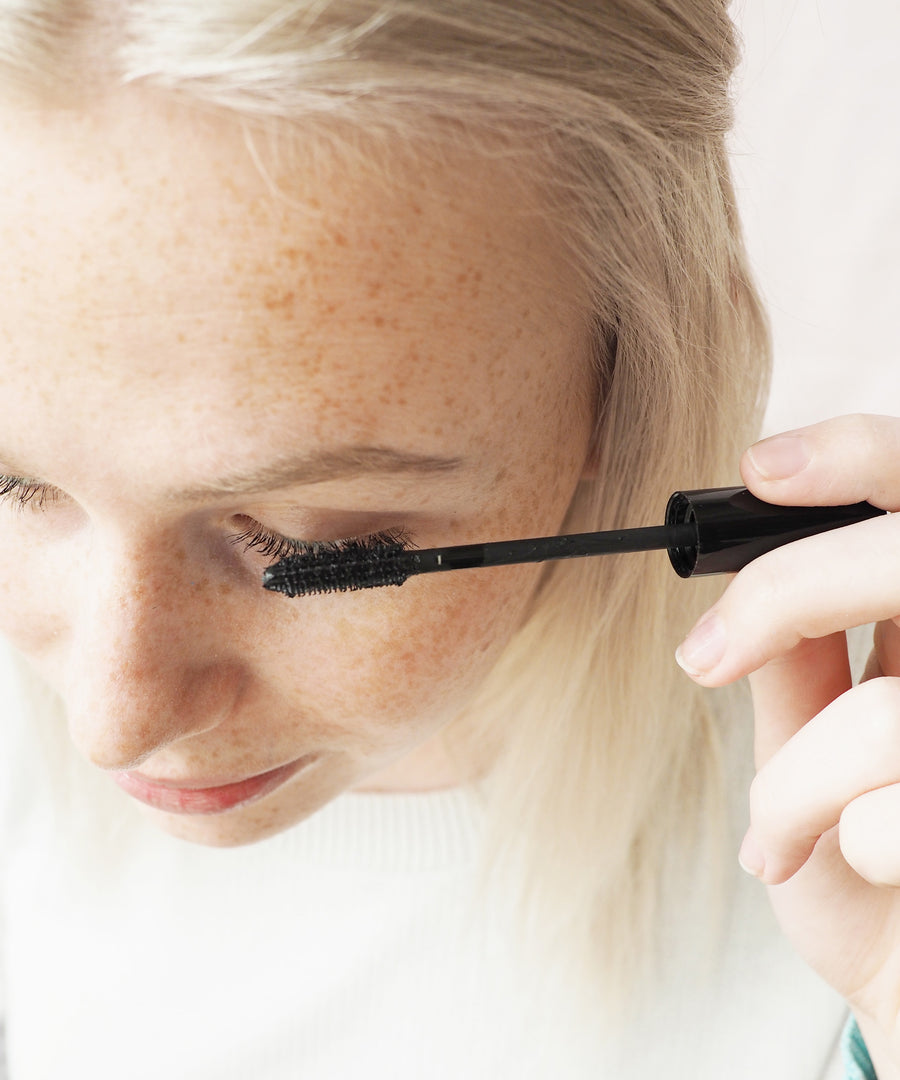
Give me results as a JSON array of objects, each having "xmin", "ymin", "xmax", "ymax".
[{"xmin": 731, "ymin": 0, "xmax": 900, "ymax": 434}]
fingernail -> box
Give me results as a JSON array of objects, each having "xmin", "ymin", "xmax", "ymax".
[
  {"xmin": 675, "ymin": 613, "xmax": 727, "ymax": 677},
  {"xmin": 746, "ymin": 434, "xmax": 811, "ymax": 480},
  {"xmin": 738, "ymin": 829, "xmax": 766, "ymax": 878}
]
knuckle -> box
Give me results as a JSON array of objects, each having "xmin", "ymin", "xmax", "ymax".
[
  {"xmin": 813, "ymin": 414, "xmax": 878, "ymax": 502},
  {"xmin": 723, "ymin": 552, "xmax": 805, "ymax": 663},
  {"xmin": 853, "ymin": 678, "xmax": 900, "ymax": 752},
  {"xmin": 747, "ymin": 770, "xmax": 784, "ymax": 841},
  {"xmin": 832, "ymin": 412, "xmax": 871, "ymax": 442},
  {"xmin": 826, "ymin": 413, "xmax": 877, "ymax": 459},
  {"xmin": 840, "ymin": 792, "xmax": 900, "ymax": 888},
  {"xmin": 726, "ymin": 554, "xmax": 786, "ymax": 630}
]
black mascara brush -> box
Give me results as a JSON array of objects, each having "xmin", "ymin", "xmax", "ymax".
[{"xmin": 262, "ymin": 486, "xmax": 886, "ymax": 598}]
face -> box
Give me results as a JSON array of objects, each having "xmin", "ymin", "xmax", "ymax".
[{"xmin": 0, "ymin": 91, "xmax": 595, "ymax": 846}]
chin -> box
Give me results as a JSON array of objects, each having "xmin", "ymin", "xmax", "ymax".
[{"xmin": 145, "ymin": 806, "xmax": 302, "ymax": 848}]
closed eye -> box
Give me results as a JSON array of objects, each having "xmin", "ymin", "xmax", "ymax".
[{"xmin": 229, "ymin": 520, "xmax": 412, "ymax": 564}]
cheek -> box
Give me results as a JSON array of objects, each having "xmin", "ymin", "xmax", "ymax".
[
  {"xmin": 0, "ymin": 557, "xmax": 68, "ymax": 660},
  {"xmin": 271, "ymin": 564, "xmax": 538, "ymax": 745}
]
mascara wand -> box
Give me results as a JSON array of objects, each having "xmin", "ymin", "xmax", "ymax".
[{"xmin": 262, "ymin": 486, "xmax": 886, "ymax": 598}]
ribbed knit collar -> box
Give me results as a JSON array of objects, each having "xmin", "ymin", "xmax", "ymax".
[{"xmin": 245, "ymin": 786, "xmax": 485, "ymax": 873}]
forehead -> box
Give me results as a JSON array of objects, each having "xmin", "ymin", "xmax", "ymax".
[{"xmin": 0, "ymin": 92, "xmax": 588, "ymax": 478}]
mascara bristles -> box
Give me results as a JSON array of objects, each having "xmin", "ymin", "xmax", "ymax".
[{"xmin": 263, "ymin": 536, "xmax": 413, "ymax": 597}]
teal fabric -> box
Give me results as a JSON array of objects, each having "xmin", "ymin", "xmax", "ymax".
[{"xmin": 843, "ymin": 1015, "xmax": 877, "ymax": 1080}]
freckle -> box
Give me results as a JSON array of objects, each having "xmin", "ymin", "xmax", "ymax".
[
  {"xmin": 333, "ymin": 233, "xmax": 348, "ymax": 247},
  {"xmin": 373, "ymin": 314, "xmax": 385, "ymax": 328},
  {"xmin": 255, "ymin": 324, "xmax": 274, "ymax": 350},
  {"xmin": 263, "ymin": 291, "xmax": 296, "ymax": 313}
]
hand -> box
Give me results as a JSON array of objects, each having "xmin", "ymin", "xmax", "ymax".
[{"xmin": 675, "ymin": 414, "xmax": 900, "ymax": 1077}]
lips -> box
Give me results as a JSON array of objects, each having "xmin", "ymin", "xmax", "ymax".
[{"xmin": 111, "ymin": 755, "xmax": 316, "ymax": 815}]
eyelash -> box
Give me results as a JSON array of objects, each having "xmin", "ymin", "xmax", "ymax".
[
  {"xmin": 0, "ymin": 474, "xmax": 411, "ymax": 564},
  {"xmin": 0, "ymin": 475, "xmax": 60, "ymax": 511},
  {"xmin": 229, "ymin": 521, "xmax": 412, "ymax": 564}
]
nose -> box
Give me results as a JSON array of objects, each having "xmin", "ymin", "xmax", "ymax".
[{"xmin": 65, "ymin": 536, "xmax": 247, "ymax": 772}]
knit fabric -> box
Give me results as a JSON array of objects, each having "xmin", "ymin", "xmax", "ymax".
[
  {"xmin": 0, "ymin": 645, "xmax": 851, "ymax": 1078},
  {"xmin": 842, "ymin": 1016, "xmax": 877, "ymax": 1080}
]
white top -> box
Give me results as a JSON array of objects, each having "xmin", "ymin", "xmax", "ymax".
[{"xmin": 0, "ymin": 644, "xmax": 848, "ymax": 1080}]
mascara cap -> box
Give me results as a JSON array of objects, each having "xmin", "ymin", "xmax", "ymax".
[{"xmin": 665, "ymin": 486, "xmax": 886, "ymax": 578}]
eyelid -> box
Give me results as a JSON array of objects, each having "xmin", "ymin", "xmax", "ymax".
[{"xmin": 0, "ymin": 476, "xmax": 416, "ymax": 564}]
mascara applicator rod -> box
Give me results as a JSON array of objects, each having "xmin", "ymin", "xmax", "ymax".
[
  {"xmin": 407, "ymin": 523, "xmax": 698, "ymax": 574},
  {"xmin": 262, "ymin": 486, "xmax": 886, "ymax": 598}
]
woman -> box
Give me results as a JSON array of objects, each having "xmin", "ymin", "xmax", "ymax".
[{"xmin": 0, "ymin": 2, "xmax": 894, "ymax": 1077}]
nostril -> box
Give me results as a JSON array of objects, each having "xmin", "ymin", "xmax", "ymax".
[
  {"xmin": 70, "ymin": 711, "xmax": 171, "ymax": 773},
  {"xmin": 85, "ymin": 747, "xmax": 153, "ymax": 773}
]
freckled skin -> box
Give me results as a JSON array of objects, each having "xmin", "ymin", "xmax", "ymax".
[{"xmin": 0, "ymin": 91, "xmax": 596, "ymax": 847}]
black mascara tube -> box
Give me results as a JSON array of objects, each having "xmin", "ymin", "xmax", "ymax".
[{"xmin": 665, "ymin": 486, "xmax": 886, "ymax": 577}]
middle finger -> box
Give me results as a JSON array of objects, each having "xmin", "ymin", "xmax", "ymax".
[{"xmin": 676, "ymin": 511, "xmax": 900, "ymax": 688}]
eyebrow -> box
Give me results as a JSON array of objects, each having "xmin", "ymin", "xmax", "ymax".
[{"xmin": 161, "ymin": 446, "xmax": 466, "ymax": 502}]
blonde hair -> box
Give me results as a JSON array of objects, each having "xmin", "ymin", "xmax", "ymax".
[{"xmin": 0, "ymin": 0, "xmax": 769, "ymax": 1008}]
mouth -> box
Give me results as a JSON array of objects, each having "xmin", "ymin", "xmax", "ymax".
[{"xmin": 110, "ymin": 755, "xmax": 318, "ymax": 815}]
